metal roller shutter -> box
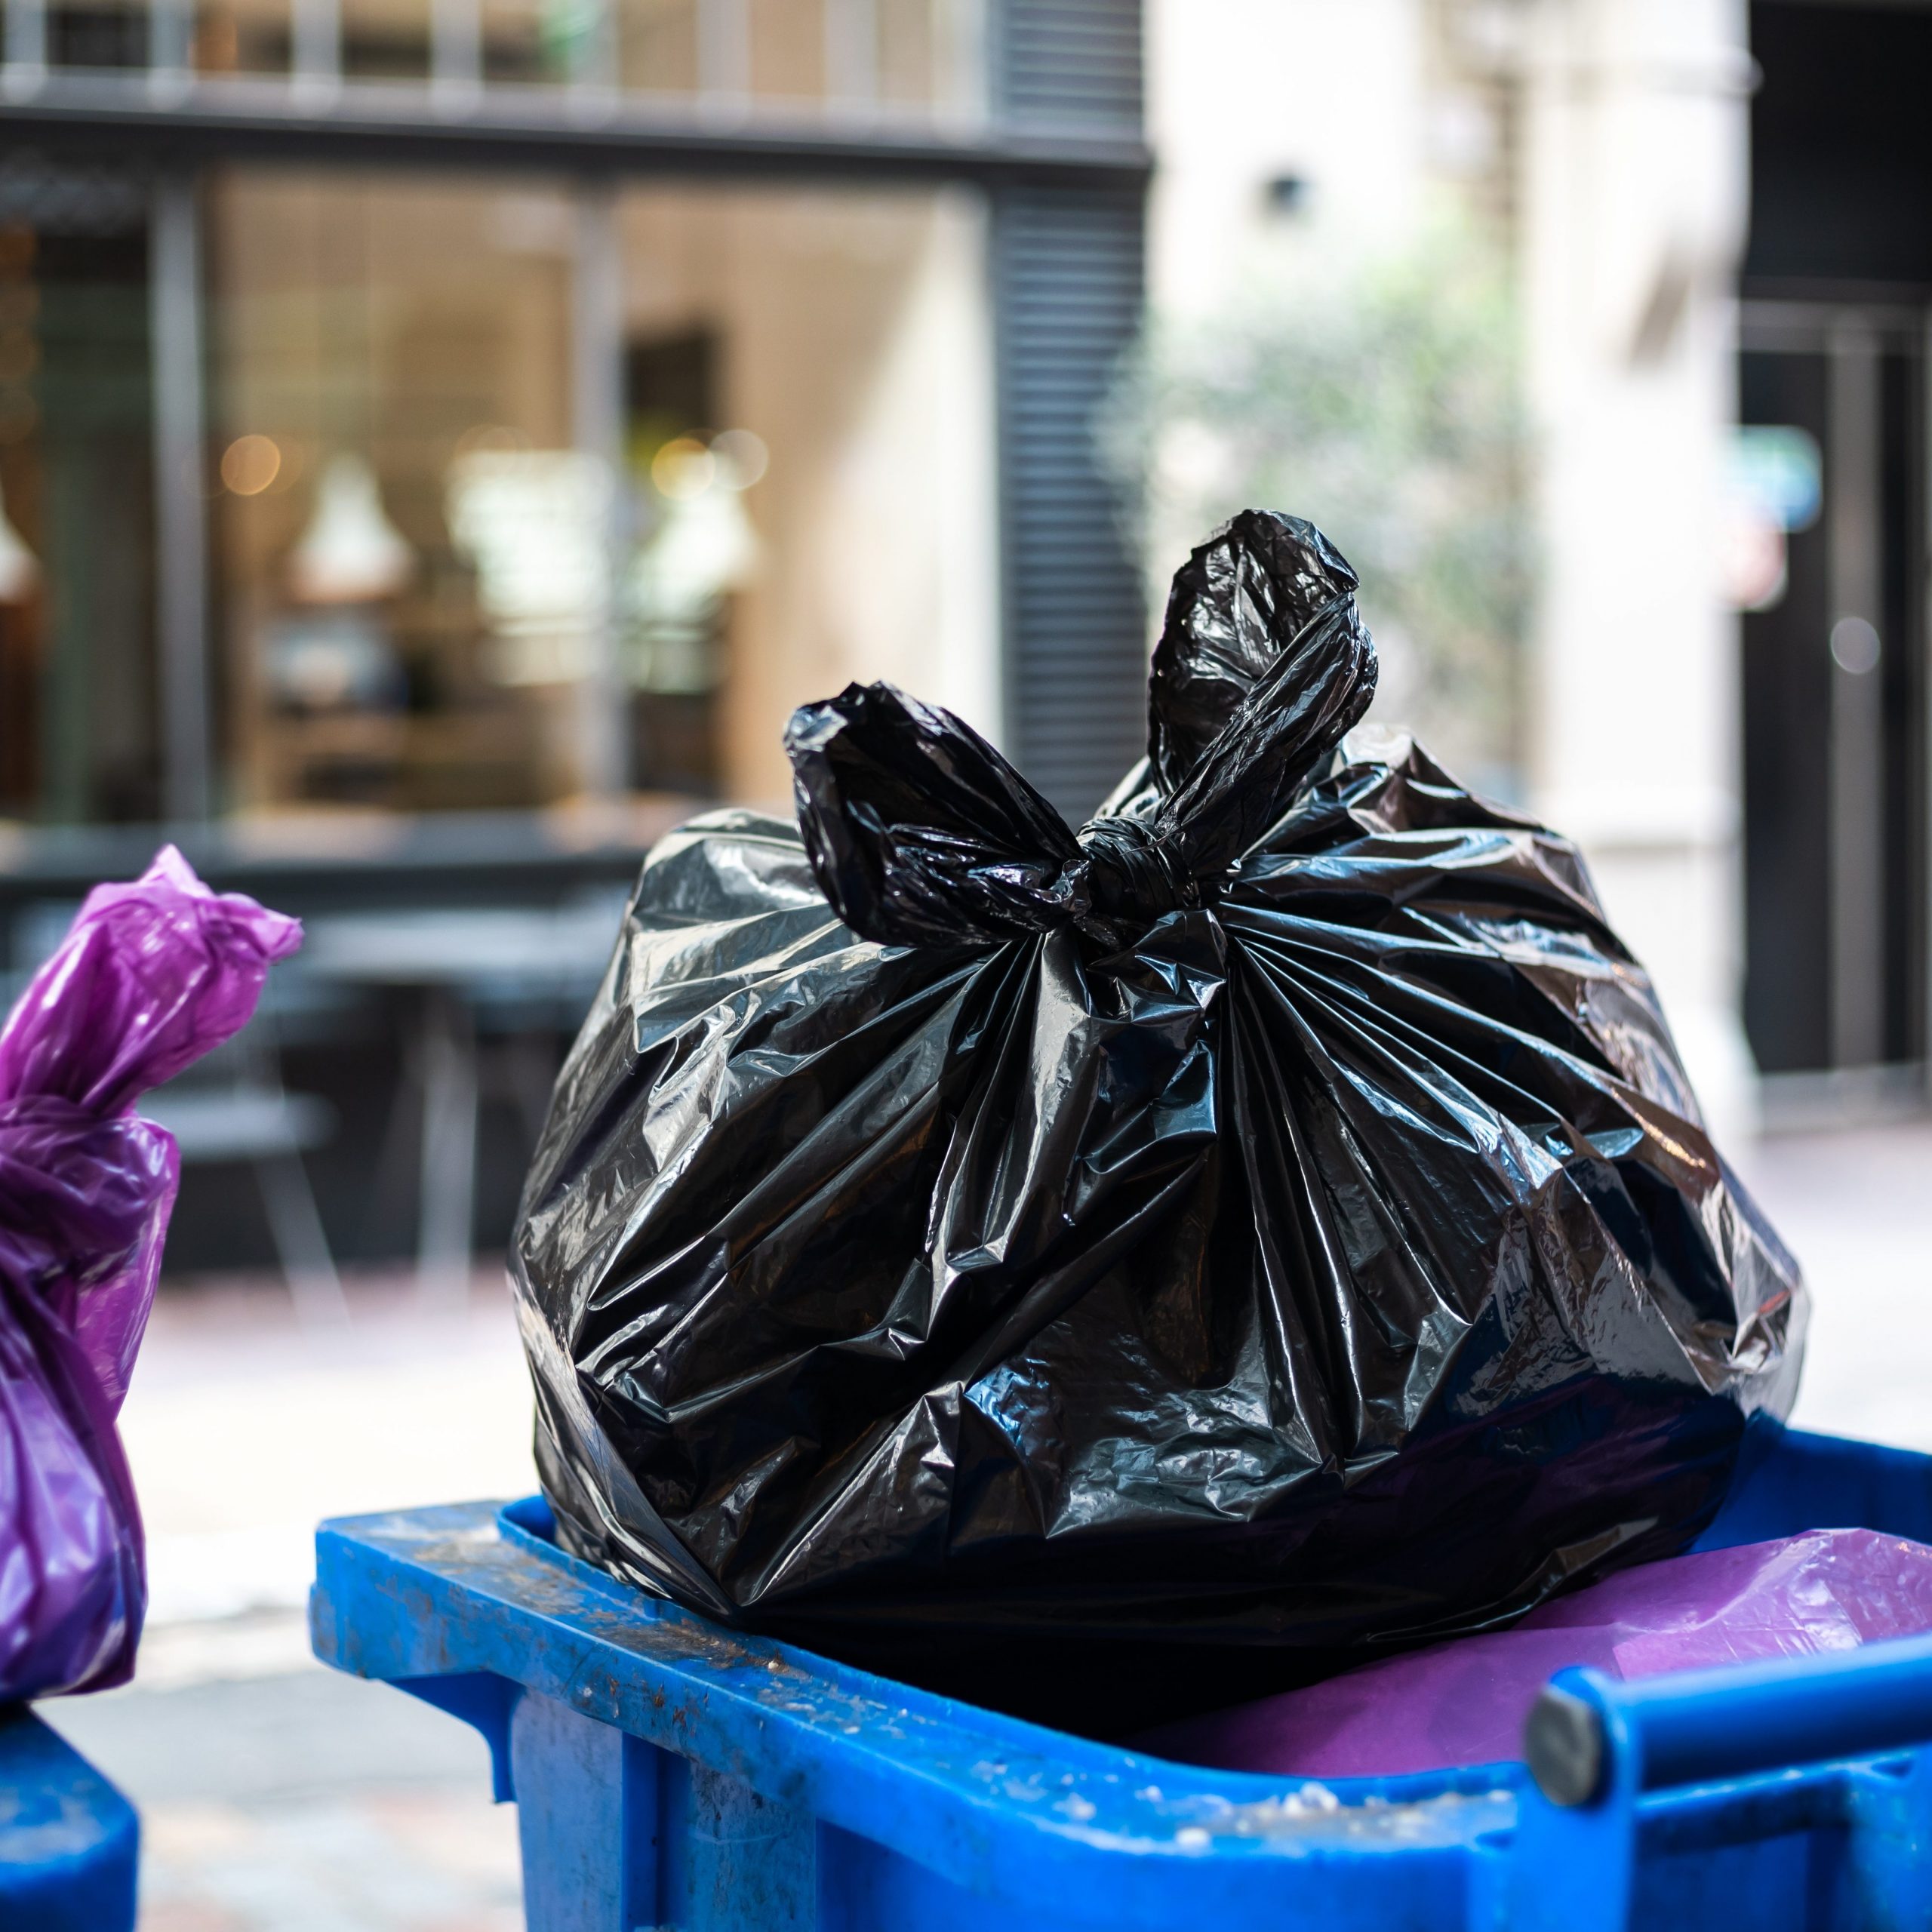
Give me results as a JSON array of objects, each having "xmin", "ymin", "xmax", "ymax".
[{"xmin": 992, "ymin": 183, "xmax": 1147, "ymax": 820}]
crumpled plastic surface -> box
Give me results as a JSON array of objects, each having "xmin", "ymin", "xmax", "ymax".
[
  {"xmin": 0, "ymin": 847, "xmax": 300, "ymax": 1700},
  {"xmin": 1138, "ymin": 1528, "xmax": 1932, "ymax": 1777},
  {"xmin": 512, "ymin": 510, "xmax": 1805, "ymax": 1730}
]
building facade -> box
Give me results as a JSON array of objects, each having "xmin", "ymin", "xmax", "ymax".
[
  {"xmin": 0, "ymin": 0, "xmax": 1149, "ymax": 866},
  {"xmin": 8, "ymin": 0, "xmax": 1926, "ymax": 1272},
  {"xmin": 1149, "ymin": 0, "xmax": 1930, "ymax": 1131},
  {"xmin": 0, "ymin": 0, "xmax": 1152, "ymax": 1269}
]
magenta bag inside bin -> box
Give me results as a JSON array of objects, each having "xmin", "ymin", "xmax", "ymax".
[
  {"xmin": 1140, "ymin": 1528, "xmax": 1932, "ymax": 1779},
  {"xmin": 0, "ymin": 847, "xmax": 299, "ymax": 1700}
]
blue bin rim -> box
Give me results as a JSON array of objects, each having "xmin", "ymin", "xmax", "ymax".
[
  {"xmin": 488, "ymin": 1489, "xmax": 1528, "ymax": 1810},
  {"xmin": 312, "ymin": 1426, "xmax": 1932, "ymax": 1913}
]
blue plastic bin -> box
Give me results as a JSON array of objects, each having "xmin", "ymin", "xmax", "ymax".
[
  {"xmin": 0, "ymin": 1706, "xmax": 139, "ymax": 1931},
  {"xmin": 311, "ymin": 1428, "xmax": 1932, "ymax": 1931}
]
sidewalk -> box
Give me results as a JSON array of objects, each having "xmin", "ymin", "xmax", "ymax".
[
  {"xmin": 121, "ymin": 1270, "xmax": 537, "ymax": 1629},
  {"xmin": 1740, "ymin": 1121, "xmax": 1932, "ymax": 1450},
  {"xmin": 49, "ymin": 1267, "xmax": 534, "ymax": 1932},
  {"xmin": 36, "ymin": 1118, "xmax": 1932, "ymax": 1930}
]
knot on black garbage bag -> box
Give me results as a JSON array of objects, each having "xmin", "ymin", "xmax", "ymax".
[
  {"xmin": 783, "ymin": 511, "xmax": 1379, "ymax": 951},
  {"xmin": 1075, "ymin": 815, "xmax": 1203, "ymax": 931}
]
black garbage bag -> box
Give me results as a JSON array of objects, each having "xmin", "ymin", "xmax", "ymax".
[{"xmin": 511, "ymin": 510, "xmax": 1804, "ymax": 1734}]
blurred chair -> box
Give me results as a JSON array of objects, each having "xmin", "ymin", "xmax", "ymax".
[
  {"xmin": 8, "ymin": 896, "xmax": 346, "ymax": 1320},
  {"xmin": 301, "ymin": 891, "xmax": 623, "ymax": 1300},
  {"xmin": 140, "ymin": 1025, "xmax": 348, "ymax": 1325}
]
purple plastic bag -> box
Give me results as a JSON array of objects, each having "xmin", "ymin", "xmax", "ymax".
[
  {"xmin": 0, "ymin": 847, "xmax": 300, "ymax": 1700},
  {"xmin": 1139, "ymin": 1528, "xmax": 1932, "ymax": 1778}
]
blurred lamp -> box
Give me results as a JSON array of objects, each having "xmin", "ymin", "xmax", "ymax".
[
  {"xmin": 0, "ymin": 478, "xmax": 38, "ymax": 604},
  {"xmin": 288, "ymin": 454, "xmax": 413, "ymax": 605},
  {"xmin": 222, "ymin": 433, "xmax": 283, "ymax": 497},
  {"xmin": 626, "ymin": 434, "xmax": 761, "ymax": 695},
  {"xmin": 1830, "ymin": 616, "xmax": 1882, "ymax": 677}
]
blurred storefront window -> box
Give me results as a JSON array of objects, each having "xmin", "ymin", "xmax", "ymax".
[
  {"xmin": 45, "ymin": 0, "xmax": 149, "ymax": 67},
  {"xmin": 0, "ymin": 0, "xmax": 1144, "ymax": 857},
  {"xmin": 614, "ymin": 183, "xmax": 993, "ymax": 802},
  {"xmin": 0, "ymin": 1, "xmax": 1147, "ymax": 1275},
  {"xmin": 211, "ymin": 174, "xmax": 580, "ymax": 815},
  {"xmin": 202, "ymin": 171, "xmax": 993, "ymax": 818},
  {"xmin": 0, "ymin": 211, "xmax": 160, "ymax": 825}
]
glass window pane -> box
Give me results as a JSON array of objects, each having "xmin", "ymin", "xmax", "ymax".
[
  {"xmin": 481, "ymin": 0, "xmax": 577, "ymax": 85},
  {"xmin": 749, "ymin": 0, "xmax": 820, "ymax": 103},
  {"xmin": 203, "ymin": 173, "xmax": 995, "ymax": 822},
  {"xmin": 341, "ymin": 0, "xmax": 430, "ymax": 79},
  {"xmin": 0, "ymin": 217, "xmax": 160, "ymax": 825},
  {"xmin": 614, "ymin": 181, "xmax": 997, "ymax": 801},
  {"xmin": 617, "ymin": 0, "xmax": 697, "ymax": 95},
  {"xmin": 46, "ymin": 0, "xmax": 149, "ymax": 67},
  {"xmin": 211, "ymin": 173, "xmax": 587, "ymax": 816},
  {"xmin": 194, "ymin": 0, "xmax": 291, "ymax": 75}
]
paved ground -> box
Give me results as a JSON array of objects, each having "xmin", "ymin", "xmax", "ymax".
[
  {"xmin": 51, "ymin": 1662, "xmax": 522, "ymax": 1932},
  {"xmin": 32, "ymin": 1117, "xmax": 1932, "ymax": 1927},
  {"xmin": 1741, "ymin": 1121, "xmax": 1932, "ymax": 1451},
  {"xmin": 45, "ymin": 1269, "xmax": 534, "ymax": 1932}
]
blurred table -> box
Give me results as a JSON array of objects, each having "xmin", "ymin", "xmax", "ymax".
[{"xmin": 300, "ymin": 900, "xmax": 623, "ymax": 1296}]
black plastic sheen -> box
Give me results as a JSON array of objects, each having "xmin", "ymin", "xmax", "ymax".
[{"xmin": 511, "ymin": 511, "xmax": 1805, "ymax": 1730}]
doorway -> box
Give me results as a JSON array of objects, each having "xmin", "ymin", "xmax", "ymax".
[{"xmin": 1739, "ymin": 303, "xmax": 1927, "ymax": 1080}]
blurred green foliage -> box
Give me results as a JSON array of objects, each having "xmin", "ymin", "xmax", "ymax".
[{"xmin": 1104, "ymin": 229, "xmax": 1534, "ymax": 789}]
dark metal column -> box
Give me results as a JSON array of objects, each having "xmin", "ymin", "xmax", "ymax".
[
  {"xmin": 1827, "ymin": 318, "xmax": 1886, "ymax": 1068},
  {"xmin": 1924, "ymin": 311, "xmax": 1932, "ymax": 1094},
  {"xmin": 150, "ymin": 171, "xmax": 213, "ymax": 825}
]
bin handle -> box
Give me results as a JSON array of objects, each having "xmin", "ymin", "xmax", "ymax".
[
  {"xmin": 1531, "ymin": 1629, "xmax": 1932, "ymax": 1804},
  {"xmin": 1499, "ymin": 1632, "xmax": 1932, "ymax": 1932}
]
